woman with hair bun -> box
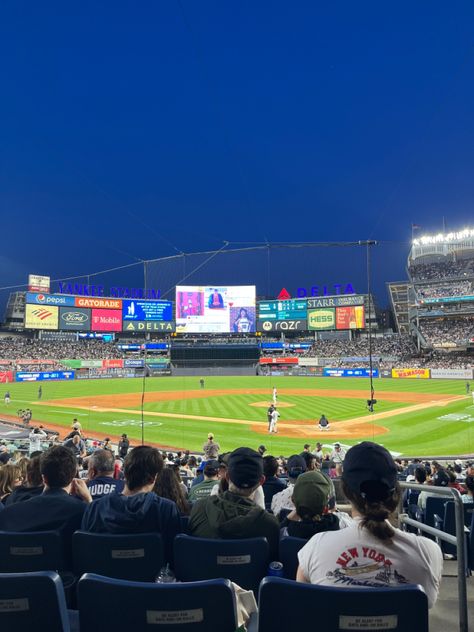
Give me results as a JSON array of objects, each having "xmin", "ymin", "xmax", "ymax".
[{"xmin": 296, "ymin": 442, "xmax": 443, "ymax": 608}]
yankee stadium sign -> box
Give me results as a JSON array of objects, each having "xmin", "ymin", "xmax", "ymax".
[{"xmin": 57, "ymin": 282, "xmax": 162, "ymax": 300}]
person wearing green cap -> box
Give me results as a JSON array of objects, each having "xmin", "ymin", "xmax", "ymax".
[{"xmin": 281, "ymin": 470, "xmax": 340, "ymax": 540}]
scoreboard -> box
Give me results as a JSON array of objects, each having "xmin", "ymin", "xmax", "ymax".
[{"xmin": 258, "ymin": 299, "xmax": 307, "ymax": 320}]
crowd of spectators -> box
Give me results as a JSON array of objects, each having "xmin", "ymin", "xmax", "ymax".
[
  {"xmin": 416, "ymin": 280, "xmax": 473, "ymax": 299},
  {"xmin": 301, "ymin": 335, "xmax": 417, "ymax": 359},
  {"xmin": 409, "ymin": 257, "xmax": 474, "ymax": 282},
  {"xmin": 0, "ymin": 337, "xmax": 126, "ymax": 361},
  {"xmin": 419, "ymin": 318, "xmax": 474, "ymax": 347}
]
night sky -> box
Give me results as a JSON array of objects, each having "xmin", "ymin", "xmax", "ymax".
[{"xmin": 1, "ymin": 2, "xmax": 473, "ymax": 309}]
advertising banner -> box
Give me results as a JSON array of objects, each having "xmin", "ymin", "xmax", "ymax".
[
  {"xmin": 122, "ymin": 321, "xmax": 175, "ymax": 333},
  {"xmin": 124, "ymin": 359, "xmax": 145, "ymax": 368},
  {"xmin": 298, "ymin": 358, "xmax": 320, "ymax": 367},
  {"xmin": 307, "ymin": 295, "xmax": 365, "ymax": 309},
  {"xmin": 76, "ymin": 297, "xmax": 122, "ymax": 310},
  {"xmin": 59, "ymin": 307, "xmax": 91, "ymax": 331},
  {"xmin": 323, "ymin": 368, "xmax": 379, "ymax": 378},
  {"xmin": 122, "ymin": 299, "xmax": 172, "ymax": 322},
  {"xmin": 176, "ymin": 285, "xmax": 256, "ymax": 334},
  {"xmin": 102, "ymin": 359, "xmax": 124, "ymax": 368},
  {"xmin": 61, "ymin": 360, "xmax": 82, "ymax": 369},
  {"xmin": 336, "ymin": 305, "xmax": 365, "ymax": 330},
  {"xmin": 91, "ymin": 309, "xmax": 122, "ymax": 332},
  {"xmin": 392, "ymin": 368, "xmax": 430, "ymax": 379},
  {"xmin": 16, "ymin": 371, "xmax": 75, "ymax": 382},
  {"xmin": 257, "ymin": 319, "xmax": 307, "ymax": 332},
  {"xmin": 81, "ymin": 360, "xmax": 103, "ymax": 368},
  {"xmin": 40, "ymin": 331, "xmax": 78, "ymax": 341},
  {"xmin": 145, "ymin": 357, "xmax": 170, "ymax": 365},
  {"xmin": 259, "ymin": 357, "xmax": 299, "ymax": 365},
  {"xmin": 26, "ymin": 292, "xmax": 75, "ymax": 307},
  {"xmin": 381, "ymin": 369, "xmax": 392, "ymax": 378},
  {"xmin": 308, "ymin": 308, "xmax": 335, "ymax": 330},
  {"xmin": 25, "ymin": 304, "xmax": 59, "ymax": 330},
  {"xmin": 0, "ymin": 371, "xmax": 14, "ymax": 383},
  {"xmin": 28, "ymin": 274, "xmax": 50, "ymax": 293},
  {"xmin": 431, "ymin": 368, "xmax": 473, "ymax": 380},
  {"xmin": 16, "ymin": 359, "xmax": 56, "ymax": 366}
]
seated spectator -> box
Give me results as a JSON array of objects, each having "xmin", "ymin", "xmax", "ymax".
[
  {"xmin": 0, "ymin": 446, "xmax": 91, "ymax": 541},
  {"xmin": 271, "ymin": 455, "xmax": 306, "ymax": 519},
  {"xmin": 300, "ymin": 452, "xmax": 317, "ymax": 472},
  {"xmin": 81, "ymin": 446, "xmax": 181, "ymax": 563},
  {"xmin": 5, "ymin": 455, "xmax": 44, "ymax": 505},
  {"xmin": 87, "ymin": 449, "xmax": 124, "ymax": 500},
  {"xmin": 189, "ymin": 447, "xmax": 280, "ymax": 558},
  {"xmin": 188, "ymin": 460, "xmax": 220, "ymax": 502},
  {"xmin": 418, "ymin": 468, "xmax": 450, "ymax": 511},
  {"xmin": 0, "ymin": 445, "xmax": 10, "ymax": 465},
  {"xmin": 262, "ymin": 456, "xmax": 287, "ymax": 511},
  {"xmin": 281, "ymin": 471, "xmax": 340, "ymax": 540},
  {"xmin": 0, "ymin": 463, "xmax": 23, "ymax": 504},
  {"xmin": 297, "ymin": 442, "xmax": 443, "ymax": 608},
  {"xmin": 463, "ymin": 476, "xmax": 474, "ymax": 503},
  {"xmin": 154, "ymin": 467, "xmax": 191, "ymax": 515}
]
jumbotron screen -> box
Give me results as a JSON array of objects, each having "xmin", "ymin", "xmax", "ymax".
[
  {"xmin": 258, "ymin": 299, "xmax": 307, "ymax": 320},
  {"xmin": 175, "ymin": 286, "xmax": 256, "ymax": 333}
]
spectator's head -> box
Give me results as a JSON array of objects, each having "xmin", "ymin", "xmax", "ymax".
[
  {"xmin": 341, "ymin": 442, "xmax": 400, "ymax": 541},
  {"xmin": 124, "ymin": 446, "xmax": 164, "ymax": 493},
  {"xmin": 0, "ymin": 463, "xmax": 22, "ymax": 498},
  {"xmin": 263, "ymin": 455, "xmax": 279, "ymax": 478},
  {"xmin": 207, "ymin": 433, "xmax": 214, "ymax": 442},
  {"xmin": 414, "ymin": 466, "xmax": 427, "ymax": 484},
  {"xmin": 303, "ymin": 444, "xmax": 310, "ymax": 452},
  {"xmin": 88, "ymin": 449, "xmax": 115, "ymax": 479},
  {"xmin": 203, "ymin": 459, "xmax": 219, "ymax": 480},
  {"xmin": 40, "ymin": 446, "xmax": 77, "ymax": 489},
  {"xmin": 465, "ymin": 476, "xmax": 474, "ymax": 497},
  {"xmin": 226, "ymin": 447, "xmax": 264, "ymax": 497},
  {"xmin": 26, "ymin": 455, "xmax": 43, "ymax": 487},
  {"xmin": 292, "ymin": 471, "xmax": 332, "ymax": 520},
  {"xmin": 432, "ymin": 469, "xmax": 450, "ymax": 487},
  {"xmin": 154, "ymin": 467, "xmax": 189, "ymax": 515},
  {"xmin": 258, "ymin": 445, "xmax": 266, "ymax": 456},
  {"xmin": 286, "ymin": 455, "xmax": 307, "ymax": 482},
  {"xmin": 301, "ymin": 452, "xmax": 317, "ymax": 472}
]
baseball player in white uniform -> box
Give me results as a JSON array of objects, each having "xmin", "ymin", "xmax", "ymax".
[{"xmin": 269, "ymin": 407, "xmax": 280, "ymax": 433}]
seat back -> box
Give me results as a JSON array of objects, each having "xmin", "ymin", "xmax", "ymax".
[
  {"xmin": 0, "ymin": 571, "xmax": 70, "ymax": 632},
  {"xmin": 78, "ymin": 573, "xmax": 237, "ymax": 632},
  {"xmin": 278, "ymin": 536, "xmax": 306, "ymax": 579},
  {"xmin": 174, "ymin": 534, "xmax": 269, "ymax": 592},
  {"xmin": 424, "ymin": 496, "xmax": 447, "ymax": 529},
  {"xmin": 73, "ymin": 531, "xmax": 164, "ymax": 582},
  {"xmin": 0, "ymin": 531, "xmax": 65, "ymax": 573},
  {"xmin": 258, "ymin": 577, "xmax": 429, "ymax": 631}
]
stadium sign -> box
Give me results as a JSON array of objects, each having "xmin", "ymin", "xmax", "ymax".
[
  {"xmin": 307, "ymin": 294, "xmax": 364, "ymax": 308},
  {"xmin": 15, "ymin": 370, "xmax": 75, "ymax": 382},
  {"xmin": 28, "ymin": 274, "xmax": 50, "ymax": 293},
  {"xmin": 308, "ymin": 308, "xmax": 335, "ymax": 330},
  {"xmin": 26, "ymin": 292, "xmax": 75, "ymax": 306},
  {"xmin": 122, "ymin": 299, "xmax": 172, "ymax": 322},
  {"xmin": 392, "ymin": 368, "xmax": 430, "ymax": 379},
  {"xmin": 57, "ymin": 282, "xmax": 162, "ymax": 299},
  {"xmin": 123, "ymin": 321, "xmax": 176, "ymax": 332},
  {"xmin": 323, "ymin": 368, "xmax": 379, "ymax": 378},
  {"xmin": 296, "ymin": 283, "xmax": 355, "ymax": 298},
  {"xmin": 59, "ymin": 307, "xmax": 91, "ymax": 331},
  {"xmin": 257, "ymin": 319, "xmax": 307, "ymax": 332}
]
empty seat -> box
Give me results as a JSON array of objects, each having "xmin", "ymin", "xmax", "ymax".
[
  {"xmin": 278, "ymin": 536, "xmax": 306, "ymax": 579},
  {"xmin": 0, "ymin": 571, "xmax": 73, "ymax": 632},
  {"xmin": 257, "ymin": 577, "xmax": 429, "ymax": 631},
  {"xmin": 0, "ymin": 530, "xmax": 65, "ymax": 573},
  {"xmin": 174, "ymin": 534, "xmax": 269, "ymax": 592},
  {"xmin": 73, "ymin": 531, "xmax": 164, "ymax": 582},
  {"xmin": 78, "ymin": 573, "xmax": 238, "ymax": 632}
]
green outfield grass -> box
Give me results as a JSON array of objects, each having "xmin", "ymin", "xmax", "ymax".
[{"xmin": 2, "ymin": 376, "xmax": 474, "ymax": 457}]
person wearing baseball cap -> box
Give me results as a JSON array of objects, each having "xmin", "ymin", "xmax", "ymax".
[
  {"xmin": 271, "ymin": 454, "xmax": 306, "ymax": 519},
  {"xmin": 281, "ymin": 471, "xmax": 339, "ymax": 540},
  {"xmin": 297, "ymin": 442, "xmax": 443, "ymax": 608},
  {"xmin": 188, "ymin": 447, "xmax": 279, "ymax": 558}
]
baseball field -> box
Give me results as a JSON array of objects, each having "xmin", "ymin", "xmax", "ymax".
[{"xmin": 3, "ymin": 375, "xmax": 474, "ymax": 457}]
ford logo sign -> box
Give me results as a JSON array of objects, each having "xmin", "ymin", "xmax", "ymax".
[{"xmin": 62, "ymin": 312, "xmax": 88, "ymax": 323}]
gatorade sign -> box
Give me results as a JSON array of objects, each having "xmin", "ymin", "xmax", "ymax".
[{"xmin": 308, "ymin": 308, "xmax": 335, "ymax": 330}]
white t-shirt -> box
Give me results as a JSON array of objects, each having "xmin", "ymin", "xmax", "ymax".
[
  {"xmin": 298, "ymin": 518, "xmax": 443, "ymax": 609},
  {"xmin": 271, "ymin": 483, "xmax": 294, "ymax": 516}
]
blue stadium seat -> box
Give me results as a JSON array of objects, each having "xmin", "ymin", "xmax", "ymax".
[
  {"xmin": 0, "ymin": 530, "xmax": 65, "ymax": 573},
  {"xmin": 78, "ymin": 573, "xmax": 238, "ymax": 632},
  {"xmin": 257, "ymin": 577, "xmax": 429, "ymax": 631},
  {"xmin": 73, "ymin": 531, "xmax": 164, "ymax": 582},
  {"xmin": 174, "ymin": 534, "xmax": 269, "ymax": 592},
  {"xmin": 278, "ymin": 536, "xmax": 306, "ymax": 579},
  {"xmin": 423, "ymin": 496, "xmax": 447, "ymax": 534},
  {"xmin": 435, "ymin": 501, "xmax": 474, "ymax": 557},
  {"xmin": 0, "ymin": 571, "xmax": 75, "ymax": 632}
]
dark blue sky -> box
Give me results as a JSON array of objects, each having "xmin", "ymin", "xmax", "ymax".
[{"xmin": 1, "ymin": 1, "xmax": 473, "ymax": 307}]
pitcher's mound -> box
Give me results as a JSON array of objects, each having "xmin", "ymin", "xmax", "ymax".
[{"xmin": 250, "ymin": 401, "xmax": 295, "ymax": 408}]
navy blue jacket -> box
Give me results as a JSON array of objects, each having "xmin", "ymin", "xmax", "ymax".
[{"xmin": 81, "ymin": 492, "xmax": 181, "ymax": 562}]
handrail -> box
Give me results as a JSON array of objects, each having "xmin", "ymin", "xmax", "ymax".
[{"xmin": 399, "ymin": 482, "xmax": 468, "ymax": 632}]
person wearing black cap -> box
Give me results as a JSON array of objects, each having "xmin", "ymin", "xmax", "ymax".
[
  {"xmin": 297, "ymin": 441, "xmax": 443, "ymax": 608},
  {"xmin": 188, "ymin": 447, "xmax": 279, "ymax": 558},
  {"xmin": 188, "ymin": 460, "xmax": 220, "ymax": 502},
  {"xmin": 271, "ymin": 455, "xmax": 307, "ymax": 519}
]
